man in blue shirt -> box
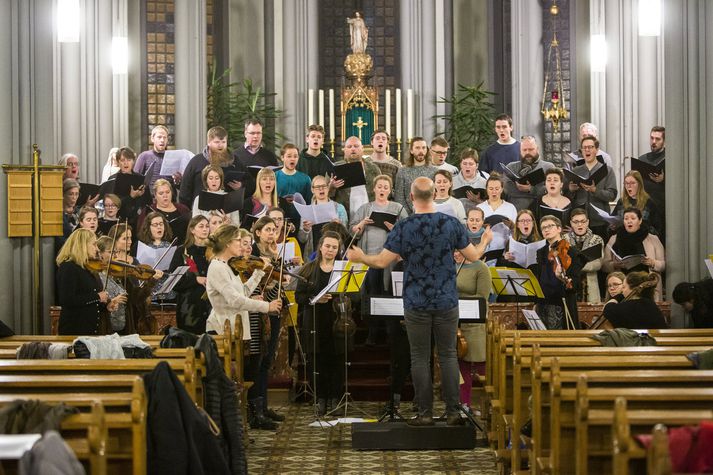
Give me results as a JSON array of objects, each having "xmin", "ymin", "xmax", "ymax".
[
  {"xmin": 347, "ymin": 177, "xmax": 492, "ymax": 425},
  {"xmin": 479, "ymin": 114, "xmax": 520, "ymax": 174}
]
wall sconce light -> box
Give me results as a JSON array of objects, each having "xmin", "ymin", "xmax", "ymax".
[
  {"xmin": 112, "ymin": 37, "xmax": 128, "ymax": 75},
  {"xmin": 590, "ymin": 34, "xmax": 607, "ymax": 72},
  {"xmin": 57, "ymin": 0, "xmax": 80, "ymax": 43},
  {"xmin": 638, "ymin": 0, "xmax": 662, "ymax": 36}
]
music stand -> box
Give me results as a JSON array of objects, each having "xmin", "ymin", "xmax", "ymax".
[
  {"xmin": 310, "ymin": 261, "xmax": 370, "ymax": 419},
  {"xmin": 489, "ymin": 267, "xmax": 544, "ymax": 327}
]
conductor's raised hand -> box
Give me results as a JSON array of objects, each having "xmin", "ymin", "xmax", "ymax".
[
  {"xmin": 345, "ymin": 245, "xmax": 365, "ymax": 263},
  {"xmin": 480, "ymin": 225, "xmax": 494, "ymax": 245}
]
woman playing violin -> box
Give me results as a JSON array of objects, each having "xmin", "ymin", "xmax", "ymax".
[
  {"xmin": 206, "ymin": 225, "xmax": 282, "ymax": 430},
  {"xmin": 104, "ymin": 223, "xmax": 164, "ymax": 333},
  {"xmin": 168, "ymin": 215, "xmax": 211, "ymax": 334},
  {"xmin": 531, "ymin": 215, "xmax": 584, "ymax": 329},
  {"xmin": 250, "ymin": 216, "xmax": 291, "ymax": 427},
  {"xmin": 56, "ymin": 229, "xmax": 119, "ymax": 335}
]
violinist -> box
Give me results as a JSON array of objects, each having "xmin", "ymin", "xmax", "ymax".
[
  {"xmin": 531, "ymin": 215, "xmax": 584, "ymax": 329},
  {"xmin": 250, "ymin": 216, "xmax": 290, "ymax": 426},
  {"xmin": 137, "ymin": 212, "xmax": 176, "ymax": 303},
  {"xmin": 603, "ymin": 272, "xmax": 667, "ymax": 329},
  {"xmin": 105, "ymin": 223, "xmax": 164, "ymax": 332},
  {"xmin": 295, "ymin": 231, "xmax": 344, "ymax": 416},
  {"xmin": 169, "ymin": 215, "xmax": 211, "ymax": 334},
  {"xmin": 268, "ymin": 207, "xmax": 303, "ymax": 369},
  {"xmin": 56, "ymin": 229, "xmax": 118, "ymax": 335},
  {"xmin": 205, "ymin": 225, "xmax": 282, "ymax": 429}
]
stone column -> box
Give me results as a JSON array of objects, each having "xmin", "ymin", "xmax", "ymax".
[{"xmin": 174, "ymin": 0, "xmax": 206, "ymax": 152}]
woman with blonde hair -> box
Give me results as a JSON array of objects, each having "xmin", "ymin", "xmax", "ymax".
[
  {"xmin": 612, "ymin": 170, "xmax": 662, "ymax": 237},
  {"xmin": 140, "ymin": 178, "xmax": 191, "ymax": 243},
  {"xmin": 244, "ymin": 167, "xmax": 279, "ymax": 218},
  {"xmin": 56, "ymin": 229, "xmax": 119, "ymax": 334}
]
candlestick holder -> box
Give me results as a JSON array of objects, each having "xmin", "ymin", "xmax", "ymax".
[
  {"xmin": 330, "ymin": 139, "xmax": 335, "ymax": 158},
  {"xmin": 396, "ymin": 139, "xmax": 401, "ymax": 163}
]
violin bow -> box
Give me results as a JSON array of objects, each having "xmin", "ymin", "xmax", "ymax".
[
  {"xmin": 138, "ymin": 237, "xmax": 178, "ymax": 288},
  {"xmin": 104, "ymin": 221, "xmax": 121, "ymax": 290}
]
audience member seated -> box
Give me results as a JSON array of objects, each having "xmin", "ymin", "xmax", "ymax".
[{"xmin": 603, "ymin": 271, "xmax": 667, "ymax": 329}]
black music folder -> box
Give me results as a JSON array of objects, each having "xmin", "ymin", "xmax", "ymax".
[
  {"xmin": 78, "ymin": 183, "xmax": 101, "ymax": 206},
  {"xmin": 499, "ymin": 164, "xmax": 546, "ymax": 186},
  {"xmin": 631, "ymin": 157, "xmax": 665, "ymax": 176},
  {"xmin": 452, "ymin": 186, "xmax": 487, "ymax": 201},
  {"xmin": 368, "ymin": 211, "xmax": 398, "ymax": 232},
  {"xmin": 333, "ymin": 161, "xmax": 366, "ymax": 188},
  {"xmin": 197, "ymin": 189, "xmax": 245, "ymax": 214},
  {"xmin": 564, "ymin": 165, "xmax": 608, "ymax": 186},
  {"xmin": 113, "ymin": 173, "xmax": 146, "ymax": 197}
]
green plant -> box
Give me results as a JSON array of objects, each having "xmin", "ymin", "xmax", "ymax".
[
  {"xmin": 435, "ymin": 82, "xmax": 497, "ymax": 163},
  {"xmin": 206, "ymin": 66, "xmax": 284, "ymax": 151}
]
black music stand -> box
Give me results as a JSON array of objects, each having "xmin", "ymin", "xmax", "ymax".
[{"xmin": 489, "ymin": 267, "xmax": 543, "ymax": 327}]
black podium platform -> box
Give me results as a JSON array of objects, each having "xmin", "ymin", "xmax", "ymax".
[{"xmin": 351, "ymin": 421, "xmax": 477, "ymax": 450}]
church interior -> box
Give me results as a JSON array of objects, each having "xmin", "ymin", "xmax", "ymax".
[{"xmin": 1, "ymin": 0, "xmax": 713, "ymax": 473}]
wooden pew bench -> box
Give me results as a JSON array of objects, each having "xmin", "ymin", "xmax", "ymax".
[{"xmin": 0, "ymin": 376, "xmax": 147, "ymax": 475}]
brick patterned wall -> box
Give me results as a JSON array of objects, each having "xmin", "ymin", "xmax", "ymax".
[
  {"xmin": 142, "ymin": 0, "xmax": 176, "ymax": 150},
  {"xmin": 318, "ymin": 0, "xmax": 400, "ymax": 155},
  {"xmin": 542, "ymin": 0, "xmax": 572, "ymax": 166}
]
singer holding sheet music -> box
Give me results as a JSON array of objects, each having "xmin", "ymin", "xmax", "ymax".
[
  {"xmin": 602, "ymin": 208, "xmax": 665, "ymax": 301},
  {"xmin": 566, "ymin": 135, "xmax": 617, "ymax": 239},
  {"xmin": 347, "ymin": 177, "xmax": 492, "ymax": 426},
  {"xmin": 105, "ymin": 147, "xmax": 147, "ymax": 228},
  {"xmin": 191, "ymin": 165, "xmax": 241, "ymax": 226},
  {"xmin": 502, "ymin": 136, "xmax": 554, "ymax": 210}
]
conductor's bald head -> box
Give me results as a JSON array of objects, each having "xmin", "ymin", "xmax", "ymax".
[{"xmin": 410, "ymin": 177, "xmax": 435, "ymax": 203}]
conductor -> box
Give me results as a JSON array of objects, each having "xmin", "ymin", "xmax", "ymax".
[{"xmin": 347, "ymin": 177, "xmax": 492, "ymax": 425}]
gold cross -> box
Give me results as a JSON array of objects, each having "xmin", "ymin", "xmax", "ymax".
[{"xmin": 352, "ymin": 116, "xmax": 368, "ymax": 141}]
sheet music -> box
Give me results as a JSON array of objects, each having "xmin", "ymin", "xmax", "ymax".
[
  {"xmin": 391, "ymin": 272, "xmax": 404, "ymax": 297},
  {"xmin": 489, "ymin": 222, "xmax": 511, "ymax": 251},
  {"xmin": 608, "ymin": 245, "xmax": 646, "ymax": 270},
  {"xmin": 522, "ymin": 309, "xmax": 547, "ymax": 330},
  {"xmin": 293, "ymin": 201, "xmax": 338, "ymax": 224},
  {"xmin": 705, "ymin": 255, "xmax": 713, "ymax": 278},
  {"xmin": 136, "ymin": 242, "xmax": 177, "ymax": 271},
  {"xmin": 155, "ymin": 266, "xmax": 189, "ymax": 294},
  {"xmin": 369, "ymin": 298, "xmax": 483, "ymax": 320},
  {"xmin": 508, "ymin": 238, "xmax": 546, "ymax": 268},
  {"xmin": 160, "ymin": 150, "xmax": 194, "ymax": 176},
  {"xmin": 276, "ymin": 242, "xmax": 296, "ymax": 262},
  {"xmin": 590, "ymin": 203, "xmax": 622, "ymax": 226}
]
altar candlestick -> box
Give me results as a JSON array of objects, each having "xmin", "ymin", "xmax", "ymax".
[
  {"xmin": 385, "ymin": 90, "xmax": 391, "ymax": 137},
  {"xmin": 329, "ymin": 89, "xmax": 335, "ymax": 141},
  {"xmin": 318, "ymin": 89, "xmax": 325, "ymax": 127},
  {"xmin": 407, "ymin": 89, "xmax": 414, "ymax": 141},
  {"xmin": 395, "ymin": 88, "xmax": 401, "ymax": 141},
  {"xmin": 308, "ymin": 89, "xmax": 314, "ymax": 126}
]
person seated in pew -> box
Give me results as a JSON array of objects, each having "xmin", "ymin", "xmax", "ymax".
[
  {"xmin": 56, "ymin": 229, "xmax": 118, "ymax": 335},
  {"xmin": 603, "ymin": 271, "xmax": 667, "ymax": 329},
  {"xmin": 672, "ymin": 278, "xmax": 713, "ymax": 328},
  {"xmin": 604, "ymin": 271, "xmax": 626, "ymax": 302}
]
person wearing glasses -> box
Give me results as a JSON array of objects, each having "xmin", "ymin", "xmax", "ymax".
[
  {"xmin": 531, "ymin": 215, "xmax": 584, "ymax": 329},
  {"xmin": 564, "ymin": 208, "xmax": 604, "ymax": 303},
  {"xmin": 503, "ymin": 136, "xmax": 554, "ymax": 210},
  {"xmin": 501, "ymin": 209, "xmax": 543, "ymax": 268},
  {"xmin": 566, "ymin": 135, "xmax": 618, "ymax": 239},
  {"xmin": 430, "ymin": 137, "xmax": 459, "ymax": 175},
  {"xmin": 298, "ymin": 175, "xmax": 348, "ymax": 257}
]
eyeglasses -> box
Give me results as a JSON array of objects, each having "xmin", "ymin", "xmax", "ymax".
[
  {"xmin": 517, "ymin": 219, "xmax": 533, "ymax": 224},
  {"xmin": 582, "ymin": 145, "xmax": 596, "ymax": 150},
  {"xmin": 541, "ymin": 224, "xmax": 558, "ymax": 231},
  {"xmin": 312, "ymin": 184, "xmax": 328, "ymax": 190},
  {"xmin": 104, "ymin": 204, "xmax": 118, "ymax": 209},
  {"xmin": 150, "ymin": 222, "xmax": 164, "ymax": 227},
  {"xmin": 571, "ymin": 219, "xmax": 588, "ymax": 225}
]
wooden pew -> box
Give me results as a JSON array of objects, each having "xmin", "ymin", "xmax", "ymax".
[
  {"xmin": 645, "ymin": 424, "xmax": 672, "ymax": 475},
  {"xmin": 531, "ymin": 365, "xmax": 713, "ymax": 475},
  {"xmin": 0, "ymin": 377, "xmax": 146, "ymax": 475},
  {"xmin": 610, "ymin": 398, "xmax": 713, "ymax": 475}
]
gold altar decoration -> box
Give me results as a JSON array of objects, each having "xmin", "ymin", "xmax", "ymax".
[{"xmin": 541, "ymin": 0, "xmax": 568, "ymax": 132}]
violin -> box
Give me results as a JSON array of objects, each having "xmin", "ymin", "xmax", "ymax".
[
  {"xmin": 85, "ymin": 258, "xmax": 157, "ymax": 281},
  {"xmin": 547, "ymin": 240, "xmax": 573, "ymax": 289}
]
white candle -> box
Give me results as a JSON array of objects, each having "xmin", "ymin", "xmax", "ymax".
[
  {"xmin": 308, "ymin": 89, "xmax": 314, "ymax": 126},
  {"xmin": 395, "ymin": 88, "xmax": 401, "ymax": 141},
  {"xmin": 385, "ymin": 90, "xmax": 391, "ymax": 137},
  {"xmin": 318, "ymin": 89, "xmax": 325, "ymax": 127},
  {"xmin": 407, "ymin": 89, "xmax": 414, "ymax": 141},
  {"xmin": 329, "ymin": 89, "xmax": 335, "ymax": 141}
]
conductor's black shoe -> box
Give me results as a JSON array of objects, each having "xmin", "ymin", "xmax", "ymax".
[
  {"xmin": 406, "ymin": 415, "xmax": 434, "ymax": 426},
  {"xmin": 446, "ymin": 414, "xmax": 465, "ymax": 426},
  {"xmin": 264, "ymin": 407, "xmax": 285, "ymax": 422}
]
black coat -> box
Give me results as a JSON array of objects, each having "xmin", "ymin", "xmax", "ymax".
[
  {"xmin": 603, "ymin": 298, "xmax": 668, "ymax": 329},
  {"xmin": 56, "ymin": 261, "xmax": 106, "ymax": 335},
  {"xmin": 143, "ymin": 361, "xmax": 230, "ymax": 475},
  {"xmin": 170, "ymin": 245, "xmax": 211, "ymax": 334}
]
